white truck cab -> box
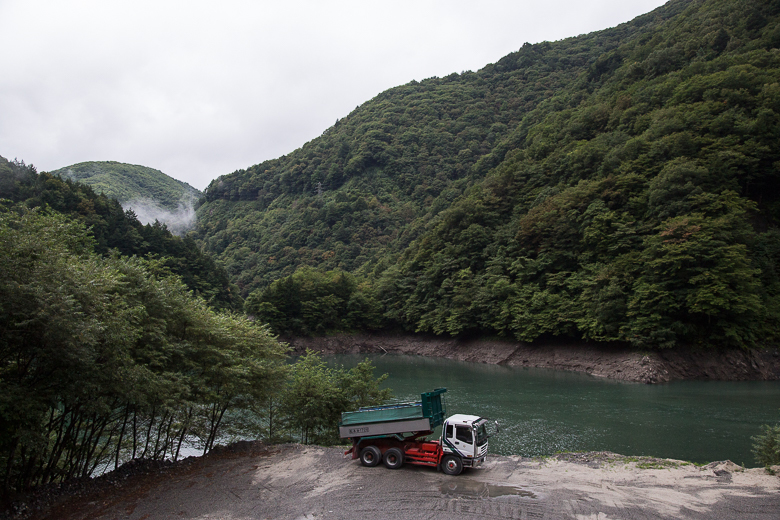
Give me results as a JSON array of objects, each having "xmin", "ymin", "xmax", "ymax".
[{"xmin": 441, "ymin": 414, "xmax": 490, "ymax": 472}]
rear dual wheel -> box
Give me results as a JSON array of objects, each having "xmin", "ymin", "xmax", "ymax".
[
  {"xmin": 383, "ymin": 448, "xmax": 404, "ymax": 469},
  {"xmin": 359, "ymin": 446, "xmax": 381, "ymax": 467}
]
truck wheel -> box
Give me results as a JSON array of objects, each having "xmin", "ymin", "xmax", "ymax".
[
  {"xmin": 383, "ymin": 448, "xmax": 404, "ymax": 469},
  {"xmin": 359, "ymin": 446, "xmax": 381, "ymax": 467},
  {"xmin": 441, "ymin": 455, "xmax": 463, "ymax": 476}
]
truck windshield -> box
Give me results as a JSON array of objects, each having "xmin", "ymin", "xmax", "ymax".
[{"xmin": 475, "ymin": 422, "xmax": 488, "ymax": 445}]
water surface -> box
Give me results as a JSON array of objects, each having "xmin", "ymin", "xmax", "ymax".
[{"xmin": 329, "ymin": 354, "xmax": 780, "ymax": 466}]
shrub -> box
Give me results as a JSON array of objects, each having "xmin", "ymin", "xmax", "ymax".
[{"xmin": 752, "ymin": 423, "xmax": 780, "ymax": 468}]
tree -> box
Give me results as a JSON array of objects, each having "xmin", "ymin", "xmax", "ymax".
[
  {"xmin": 278, "ymin": 351, "xmax": 390, "ymax": 445},
  {"xmin": 627, "ymin": 192, "xmax": 764, "ymax": 348},
  {"xmin": 0, "ymin": 205, "xmax": 287, "ymax": 495},
  {"xmin": 245, "ymin": 267, "xmax": 382, "ymax": 336},
  {"xmin": 753, "ymin": 421, "xmax": 780, "ymax": 468}
]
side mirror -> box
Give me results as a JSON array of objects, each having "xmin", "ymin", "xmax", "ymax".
[{"xmin": 487, "ymin": 420, "xmax": 500, "ymax": 438}]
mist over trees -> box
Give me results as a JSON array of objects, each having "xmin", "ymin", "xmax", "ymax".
[
  {"xmin": 51, "ymin": 161, "xmax": 202, "ymax": 235},
  {"xmin": 51, "ymin": 161, "xmax": 201, "ymax": 212},
  {"xmin": 127, "ymin": 196, "xmax": 197, "ymax": 235}
]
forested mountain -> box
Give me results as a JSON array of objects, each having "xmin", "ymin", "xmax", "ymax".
[
  {"xmin": 0, "ymin": 156, "xmax": 240, "ymax": 310},
  {"xmin": 197, "ymin": 0, "xmax": 780, "ymax": 349},
  {"xmin": 51, "ymin": 161, "xmax": 202, "ymax": 211},
  {"xmin": 196, "ymin": 4, "xmax": 675, "ymax": 287},
  {"xmin": 51, "ymin": 161, "xmax": 202, "ymax": 235}
]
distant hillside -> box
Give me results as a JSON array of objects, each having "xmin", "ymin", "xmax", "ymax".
[
  {"xmin": 196, "ymin": 0, "xmax": 780, "ymax": 350},
  {"xmin": 0, "ymin": 155, "xmax": 241, "ymax": 311},
  {"xmin": 197, "ymin": 1, "xmax": 665, "ymax": 287},
  {"xmin": 51, "ymin": 161, "xmax": 202, "ymax": 233}
]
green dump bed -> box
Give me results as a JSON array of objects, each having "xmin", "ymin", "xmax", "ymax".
[{"xmin": 338, "ymin": 388, "xmax": 447, "ymax": 439}]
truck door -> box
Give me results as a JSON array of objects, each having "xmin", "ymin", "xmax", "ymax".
[
  {"xmin": 455, "ymin": 425, "xmax": 475, "ymax": 457},
  {"xmin": 444, "ymin": 423, "xmax": 474, "ymax": 457}
]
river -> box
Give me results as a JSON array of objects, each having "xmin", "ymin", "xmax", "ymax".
[{"xmin": 329, "ymin": 353, "xmax": 780, "ymax": 467}]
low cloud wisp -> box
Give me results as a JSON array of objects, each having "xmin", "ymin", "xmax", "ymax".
[{"xmin": 127, "ymin": 196, "xmax": 197, "ymax": 236}]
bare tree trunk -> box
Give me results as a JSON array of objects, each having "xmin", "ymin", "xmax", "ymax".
[
  {"xmin": 205, "ymin": 402, "xmax": 230, "ymax": 454},
  {"xmin": 60, "ymin": 412, "xmax": 87, "ymax": 481},
  {"xmin": 159, "ymin": 413, "xmax": 175, "ymax": 460},
  {"xmin": 151, "ymin": 410, "xmax": 168, "ymax": 460},
  {"xmin": 174, "ymin": 407, "xmax": 193, "ymax": 461},
  {"xmin": 40, "ymin": 405, "xmax": 72, "ymax": 484},
  {"xmin": 115, "ymin": 407, "xmax": 129, "ymax": 470},
  {"xmin": 43, "ymin": 407, "xmax": 81, "ymax": 485},
  {"xmin": 267, "ymin": 396, "xmax": 276, "ymax": 441},
  {"xmin": 141, "ymin": 406, "xmax": 156, "ymax": 459},
  {"xmin": 82, "ymin": 415, "xmax": 112, "ymax": 478},
  {"xmin": 131, "ymin": 408, "xmax": 138, "ymax": 460},
  {"xmin": 88, "ymin": 415, "xmax": 119, "ymax": 477}
]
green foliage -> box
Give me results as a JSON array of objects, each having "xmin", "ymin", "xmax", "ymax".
[
  {"xmin": 245, "ymin": 267, "xmax": 382, "ymax": 335},
  {"xmin": 0, "ymin": 205, "xmax": 288, "ymax": 494},
  {"xmin": 627, "ymin": 192, "xmax": 763, "ymax": 348},
  {"xmin": 275, "ymin": 351, "xmax": 391, "ymax": 445},
  {"xmin": 195, "ymin": 6, "xmax": 657, "ymax": 294},
  {"xmin": 752, "ymin": 422, "xmax": 780, "ymax": 468},
  {"xmin": 0, "ymin": 157, "xmax": 241, "ymax": 311},
  {"xmin": 194, "ymin": 0, "xmax": 780, "ymax": 349},
  {"xmin": 0, "ymin": 204, "xmax": 393, "ymax": 495},
  {"xmin": 50, "ymin": 160, "xmax": 202, "ymax": 212}
]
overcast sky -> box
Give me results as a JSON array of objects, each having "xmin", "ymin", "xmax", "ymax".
[{"xmin": 1, "ymin": 0, "xmax": 668, "ymax": 190}]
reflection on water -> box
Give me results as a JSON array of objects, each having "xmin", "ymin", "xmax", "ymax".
[
  {"xmin": 440, "ymin": 479, "xmax": 536, "ymax": 499},
  {"xmin": 328, "ymin": 354, "xmax": 780, "ymax": 467}
]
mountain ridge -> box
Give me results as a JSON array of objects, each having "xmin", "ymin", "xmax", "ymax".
[
  {"xmin": 51, "ymin": 160, "xmax": 203, "ymax": 234},
  {"xmin": 195, "ymin": 0, "xmax": 687, "ymax": 287},
  {"xmin": 198, "ymin": 0, "xmax": 780, "ymax": 349}
]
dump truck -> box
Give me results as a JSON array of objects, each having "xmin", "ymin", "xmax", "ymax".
[{"xmin": 339, "ymin": 388, "xmax": 496, "ymax": 475}]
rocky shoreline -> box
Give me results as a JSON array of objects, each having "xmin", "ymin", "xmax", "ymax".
[{"xmin": 283, "ymin": 333, "xmax": 780, "ymax": 384}]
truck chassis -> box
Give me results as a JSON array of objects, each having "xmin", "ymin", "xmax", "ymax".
[{"xmin": 346, "ymin": 433, "xmax": 472, "ymax": 475}]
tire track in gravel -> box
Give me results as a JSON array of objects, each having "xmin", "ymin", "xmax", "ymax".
[{"xmin": 25, "ymin": 443, "xmax": 780, "ymax": 520}]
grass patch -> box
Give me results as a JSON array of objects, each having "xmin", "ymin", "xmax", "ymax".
[{"xmin": 614, "ymin": 456, "xmax": 696, "ymax": 470}]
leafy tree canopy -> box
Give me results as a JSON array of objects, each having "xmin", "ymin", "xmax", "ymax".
[
  {"xmin": 197, "ymin": 0, "xmax": 780, "ymax": 350},
  {"xmin": 0, "ymin": 205, "xmax": 392, "ymax": 495},
  {"xmin": 0, "ymin": 205, "xmax": 286, "ymax": 493},
  {"xmin": 245, "ymin": 266, "xmax": 382, "ymax": 336}
]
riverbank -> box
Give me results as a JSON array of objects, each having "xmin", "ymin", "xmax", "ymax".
[
  {"xmin": 283, "ymin": 333, "xmax": 780, "ymax": 384},
  {"xmin": 10, "ymin": 442, "xmax": 779, "ymax": 520}
]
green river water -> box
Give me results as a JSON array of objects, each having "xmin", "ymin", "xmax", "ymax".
[{"xmin": 329, "ymin": 354, "xmax": 780, "ymax": 467}]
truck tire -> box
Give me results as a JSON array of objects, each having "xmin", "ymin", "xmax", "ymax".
[
  {"xmin": 441, "ymin": 455, "xmax": 463, "ymax": 476},
  {"xmin": 383, "ymin": 448, "xmax": 404, "ymax": 469},
  {"xmin": 359, "ymin": 445, "xmax": 382, "ymax": 467}
]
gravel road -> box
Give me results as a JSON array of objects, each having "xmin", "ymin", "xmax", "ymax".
[{"xmin": 27, "ymin": 443, "xmax": 780, "ymax": 520}]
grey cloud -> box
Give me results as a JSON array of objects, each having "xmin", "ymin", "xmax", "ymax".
[{"xmin": 0, "ymin": 0, "xmax": 668, "ymax": 191}]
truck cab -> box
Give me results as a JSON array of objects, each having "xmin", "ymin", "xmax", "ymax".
[{"xmin": 440, "ymin": 414, "xmax": 490, "ymax": 475}]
